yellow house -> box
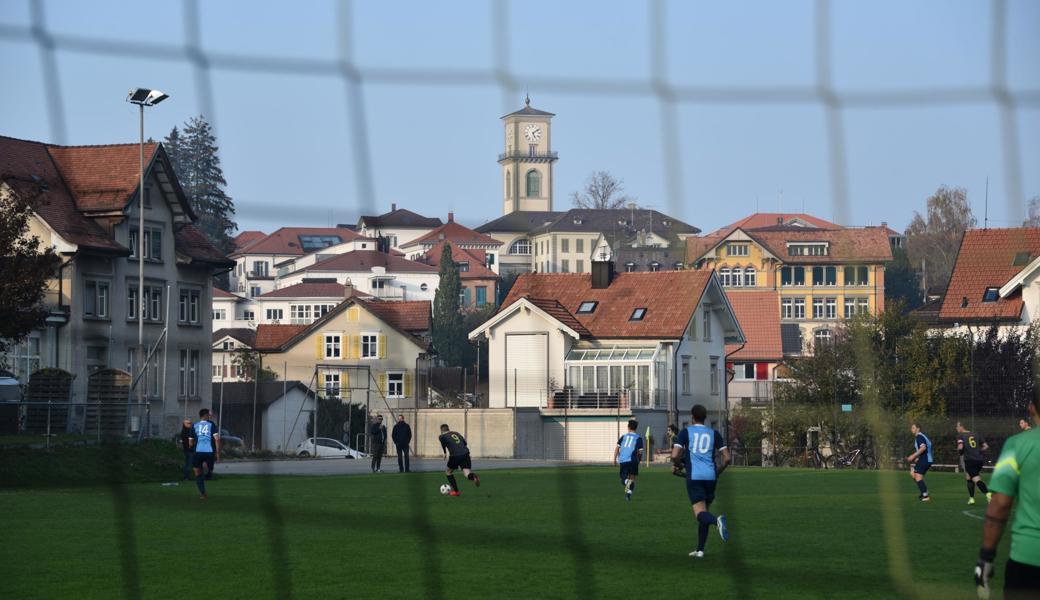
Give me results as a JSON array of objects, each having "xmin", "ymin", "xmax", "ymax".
[
  {"xmin": 213, "ymin": 298, "xmax": 431, "ymax": 410},
  {"xmin": 687, "ymin": 223, "xmax": 892, "ymax": 354}
]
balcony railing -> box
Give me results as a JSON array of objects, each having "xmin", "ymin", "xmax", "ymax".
[
  {"xmin": 546, "ymin": 388, "xmax": 668, "ymax": 410},
  {"xmin": 247, "ymin": 270, "xmax": 273, "ymax": 280},
  {"xmin": 498, "ymin": 150, "xmax": 558, "ymax": 161},
  {"xmin": 370, "ymin": 289, "xmax": 404, "ymax": 300}
]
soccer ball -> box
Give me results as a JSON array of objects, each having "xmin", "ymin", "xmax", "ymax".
[{"xmin": 439, "ymin": 484, "xmax": 451, "ymax": 495}]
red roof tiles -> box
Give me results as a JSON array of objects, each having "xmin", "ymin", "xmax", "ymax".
[
  {"xmin": 361, "ymin": 300, "xmax": 431, "ymax": 333},
  {"xmin": 175, "ymin": 224, "xmax": 235, "ymax": 267},
  {"xmin": 724, "ymin": 291, "xmax": 783, "ymax": 361},
  {"xmin": 258, "ymin": 280, "xmax": 370, "ymax": 299},
  {"xmin": 47, "ymin": 143, "xmax": 158, "ymax": 212},
  {"xmin": 687, "ymin": 226, "xmax": 892, "ymax": 265},
  {"xmin": 233, "ymin": 230, "xmax": 266, "ymax": 251},
  {"xmin": 715, "ymin": 213, "xmax": 841, "ymax": 232},
  {"xmin": 421, "ymin": 242, "xmax": 498, "ymax": 279},
  {"xmin": 938, "ymin": 228, "xmax": 1040, "ymax": 322},
  {"xmin": 401, "ymin": 217, "xmax": 502, "ymax": 249},
  {"xmin": 501, "ymin": 271, "xmax": 712, "ymax": 339},
  {"xmin": 298, "ymin": 250, "xmax": 437, "ymax": 274},
  {"xmin": 235, "ymin": 227, "xmax": 362, "ymax": 256},
  {"xmin": 254, "ymin": 324, "xmax": 309, "ymax": 351}
]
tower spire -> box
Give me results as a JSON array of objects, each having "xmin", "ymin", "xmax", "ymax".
[{"xmin": 525, "ymin": 89, "xmax": 530, "ymax": 106}]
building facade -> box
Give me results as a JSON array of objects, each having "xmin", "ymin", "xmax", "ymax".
[{"xmin": 500, "ymin": 97, "xmax": 558, "ymax": 215}]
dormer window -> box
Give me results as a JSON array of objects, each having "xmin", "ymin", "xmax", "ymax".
[
  {"xmin": 577, "ymin": 301, "xmax": 598, "ymax": 314},
  {"xmin": 1013, "ymin": 252, "xmax": 1031, "ymax": 266},
  {"xmin": 573, "ymin": 218, "xmax": 583, "ymax": 225},
  {"xmin": 787, "ymin": 242, "xmax": 829, "ymax": 257},
  {"xmin": 960, "ymin": 297, "xmax": 969, "ymax": 308},
  {"xmin": 630, "ymin": 308, "xmax": 647, "ymax": 321},
  {"xmin": 458, "ymin": 262, "xmax": 470, "ymax": 272},
  {"xmin": 982, "ymin": 287, "xmax": 999, "ymax": 303},
  {"xmin": 726, "ymin": 243, "xmax": 749, "ymax": 257}
]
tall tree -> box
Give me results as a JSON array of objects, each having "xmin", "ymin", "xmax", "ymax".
[
  {"xmin": 570, "ymin": 171, "xmax": 636, "ymax": 210},
  {"xmin": 432, "ymin": 243, "xmax": 466, "ymax": 367},
  {"xmin": 0, "ymin": 183, "xmax": 60, "ymax": 358},
  {"xmin": 905, "ymin": 185, "xmax": 976, "ymax": 293},
  {"xmin": 163, "ymin": 116, "xmax": 236, "ymax": 256},
  {"xmin": 1024, "ymin": 196, "xmax": 1040, "ymax": 227},
  {"xmin": 884, "ymin": 247, "xmax": 922, "ymax": 310}
]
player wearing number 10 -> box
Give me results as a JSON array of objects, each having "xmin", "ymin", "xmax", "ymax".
[{"xmin": 672, "ymin": 404, "xmax": 731, "ymax": 558}]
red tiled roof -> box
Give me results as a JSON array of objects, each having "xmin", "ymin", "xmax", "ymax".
[
  {"xmin": 254, "ymin": 324, "xmax": 309, "ymax": 351},
  {"xmin": 298, "ymin": 250, "xmax": 437, "ymax": 274},
  {"xmin": 500, "ymin": 271, "xmax": 712, "ymax": 339},
  {"xmin": 233, "ymin": 230, "xmax": 266, "ymax": 250},
  {"xmin": 361, "ymin": 300, "xmax": 431, "ymax": 333},
  {"xmin": 421, "ymin": 242, "xmax": 498, "ymax": 279},
  {"xmin": 258, "ymin": 280, "xmax": 370, "ymax": 299},
  {"xmin": 687, "ymin": 226, "xmax": 892, "ymax": 265},
  {"xmin": 401, "ymin": 217, "xmax": 503, "ymax": 249},
  {"xmin": 724, "ymin": 291, "xmax": 782, "ymax": 361},
  {"xmin": 526, "ymin": 298, "xmax": 592, "ymax": 337},
  {"xmin": 213, "ymin": 288, "xmax": 239, "ymax": 299},
  {"xmin": 47, "ymin": 143, "xmax": 158, "ymax": 212},
  {"xmin": 235, "ymin": 227, "xmax": 363, "ymax": 256},
  {"xmin": 713, "ymin": 213, "xmax": 841, "ymax": 233},
  {"xmin": 175, "ymin": 224, "xmax": 235, "ymax": 267},
  {"xmin": 938, "ymin": 228, "xmax": 1040, "ymax": 322}
]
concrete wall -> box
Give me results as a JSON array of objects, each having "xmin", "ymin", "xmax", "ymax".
[{"xmin": 409, "ymin": 408, "xmax": 515, "ymax": 458}]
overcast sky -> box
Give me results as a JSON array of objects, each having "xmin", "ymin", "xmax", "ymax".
[{"xmin": 2, "ymin": 0, "xmax": 1038, "ymax": 234}]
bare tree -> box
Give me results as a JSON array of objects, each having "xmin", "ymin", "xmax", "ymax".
[
  {"xmin": 570, "ymin": 171, "xmax": 636, "ymax": 210},
  {"xmin": 1024, "ymin": 196, "xmax": 1040, "ymax": 227},
  {"xmin": 905, "ymin": 185, "xmax": 976, "ymax": 291}
]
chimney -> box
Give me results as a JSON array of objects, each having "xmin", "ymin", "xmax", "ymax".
[
  {"xmin": 343, "ymin": 278, "xmax": 354, "ymax": 299},
  {"xmin": 391, "ymin": 202, "xmax": 397, "ymax": 212},
  {"xmin": 447, "ymin": 211, "xmax": 454, "ymax": 223},
  {"xmin": 591, "ymin": 260, "xmax": 614, "ymax": 289},
  {"xmin": 777, "ymin": 216, "xmax": 783, "ymax": 225}
]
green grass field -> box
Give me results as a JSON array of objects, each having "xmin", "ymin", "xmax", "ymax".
[{"xmin": 0, "ymin": 465, "xmax": 1009, "ymax": 599}]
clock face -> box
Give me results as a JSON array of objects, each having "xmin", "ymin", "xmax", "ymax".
[{"xmin": 524, "ymin": 124, "xmax": 542, "ymax": 142}]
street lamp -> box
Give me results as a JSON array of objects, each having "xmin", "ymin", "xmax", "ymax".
[{"xmin": 126, "ymin": 88, "xmax": 168, "ymax": 434}]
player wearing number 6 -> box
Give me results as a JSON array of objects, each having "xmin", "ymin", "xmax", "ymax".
[
  {"xmin": 613, "ymin": 419, "xmax": 644, "ymax": 502},
  {"xmin": 955, "ymin": 422, "xmax": 991, "ymax": 505},
  {"xmin": 672, "ymin": 404, "xmax": 731, "ymax": 558}
]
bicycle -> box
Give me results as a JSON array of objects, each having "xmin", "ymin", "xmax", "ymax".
[
  {"xmin": 832, "ymin": 444, "xmax": 878, "ymax": 469},
  {"xmin": 809, "ymin": 445, "xmax": 831, "ymax": 469}
]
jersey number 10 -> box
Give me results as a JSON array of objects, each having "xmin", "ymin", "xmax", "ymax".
[{"xmin": 691, "ymin": 432, "xmax": 712, "ymax": 454}]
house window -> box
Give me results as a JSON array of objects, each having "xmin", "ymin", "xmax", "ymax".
[
  {"xmin": 525, "ymin": 170, "xmax": 541, "ymax": 196},
  {"xmin": 315, "ymin": 304, "xmax": 333, "ymax": 319},
  {"xmin": 727, "ymin": 244, "xmax": 749, "ymax": 257},
  {"xmin": 150, "ymin": 351, "xmax": 160, "ymax": 396},
  {"xmin": 243, "ymin": 310, "xmax": 255, "ymax": 322},
  {"xmin": 577, "ymin": 301, "xmax": 598, "ymax": 314},
  {"xmin": 213, "ymin": 309, "xmax": 226, "ymax": 321},
  {"xmin": 561, "ymin": 239, "xmax": 570, "ymax": 253},
  {"xmin": 781, "ymin": 298, "xmax": 793, "ymax": 319},
  {"xmin": 844, "ymin": 266, "xmax": 869, "ymax": 286},
  {"xmin": 681, "ymin": 356, "xmax": 691, "ymax": 395},
  {"xmin": 4, "ymin": 335, "xmax": 41, "ymax": 381},
  {"xmin": 148, "ymin": 286, "xmax": 162, "ymax": 321},
  {"xmin": 576, "ymin": 259, "xmax": 585, "ymax": 272},
  {"xmin": 720, "ymin": 268, "xmax": 731, "ymax": 287},
  {"xmin": 84, "ymin": 280, "xmax": 110, "ymax": 319},
  {"xmin": 178, "ymin": 349, "xmax": 199, "ymax": 397},
  {"xmin": 710, "ymin": 357, "xmax": 719, "ymax": 395},
  {"xmin": 458, "ymin": 262, "xmax": 470, "ymax": 272},
  {"xmin": 324, "ymin": 373, "xmax": 341, "ymax": 398},
  {"xmin": 825, "ymin": 297, "xmax": 837, "ymax": 319},
  {"xmin": 813, "ymin": 266, "xmax": 837, "ymax": 286},
  {"xmin": 475, "ymin": 287, "xmax": 488, "ymax": 306},
  {"xmin": 625, "ymin": 262, "xmax": 636, "ymax": 272},
  {"xmin": 222, "ymin": 341, "xmax": 233, "ymax": 350},
  {"xmin": 745, "ymin": 268, "xmax": 756, "ymax": 286},
  {"xmin": 510, "ymin": 239, "xmax": 531, "ymax": 255},
  {"xmin": 630, "ymin": 307, "xmax": 647, "ymax": 321},
  {"xmin": 982, "ymin": 287, "xmax": 999, "ymax": 303},
  {"xmin": 781, "ymin": 266, "xmax": 805, "ymax": 286},
  {"xmin": 250, "ymin": 286, "xmax": 261, "ymax": 298},
  {"xmin": 814, "ymin": 329, "xmax": 833, "ymax": 347},
  {"xmin": 129, "ymin": 226, "xmax": 163, "ymax": 261},
  {"xmin": 733, "ymin": 363, "xmax": 755, "ymax": 380},
  {"xmin": 420, "ymin": 283, "xmax": 429, "ymax": 292},
  {"xmin": 732, "ymin": 267, "xmax": 743, "ymax": 287},
  {"xmin": 858, "ymin": 298, "xmax": 869, "ymax": 314},
  {"xmin": 291, "ymin": 304, "xmax": 312, "ymax": 324},
  {"xmin": 794, "ymin": 297, "xmax": 806, "ymax": 319},
  {"xmin": 361, "ymin": 334, "xmax": 379, "ymax": 358},
  {"xmin": 576, "ymin": 239, "xmax": 584, "ymax": 253},
  {"xmin": 813, "ymin": 297, "xmax": 825, "ymax": 319},
  {"xmin": 178, "ymin": 288, "xmax": 201, "ymax": 324},
  {"xmin": 387, "ymin": 372, "xmax": 404, "ymax": 398},
  {"xmin": 703, "ymin": 308, "xmax": 711, "ymax": 341},
  {"xmin": 264, "ymin": 308, "xmax": 281, "ymax": 321},
  {"xmin": 127, "ymin": 288, "xmax": 138, "ymax": 320},
  {"xmin": 649, "ymin": 262, "xmax": 661, "ymax": 272},
  {"xmin": 324, "ymin": 334, "xmax": 342, "ymax": 359},
  {"xmin": 788, "ymin": 243, "xmax": 828, "ymax": 256},
  {"xmin": 252, "ymin": 261, "xmax": 269, "ymax": 277}
]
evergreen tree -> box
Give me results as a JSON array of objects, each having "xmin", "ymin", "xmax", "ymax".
[
  {"xmin": 163, "ymin": 116, "xmax": 236, "ymax": 256},
  {"xmin": 432, "ymin": 243, "xmax": 467, "ymax": 367}
]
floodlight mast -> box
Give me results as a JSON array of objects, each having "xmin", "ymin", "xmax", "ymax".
[{"xmin": 125, "ymin": 88, "xmax": 168, "ymax": 436}]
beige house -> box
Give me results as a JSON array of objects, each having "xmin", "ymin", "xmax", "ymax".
[{"xmin": 213, "ymin": 298, "xmax": 431, "ymax": 411}]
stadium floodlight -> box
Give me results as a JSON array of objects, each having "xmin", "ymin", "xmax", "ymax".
[{"xmin": 126, "ymin": 87, "xmax": 168, "ymax": 106}]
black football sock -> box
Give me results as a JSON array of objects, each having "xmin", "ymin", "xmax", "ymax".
[
  {"xmin": 977, "ymin": 480, "xmax": 988, "ymax": 494},
  {"xmin": 629, "ymin": 481, "xmax": 635, "ymax": 492},
  {"xmin": 916, "ymin": 480, "xmax": 928, "ymax": 496},
  {"xmin": 697, "ymin": 522, "xmax": 709, "ymax": 552},
  {"xmin": 466, "ymin": 473, "xmax": 476, "ymax": 481},
  {"xmin": 447, "ymin": 475, "xmax": 459, "ymax": 492},
  {"xmin": 967, "ymin": 480, "xmax": 976, "ymax": 498},
  {"xmin": 196, "ymin": 472, "xmax": 206, "ymax": 495},
  {"xmin": 696, "ymin": 511, "xmax": 717, "ymax": 527}
]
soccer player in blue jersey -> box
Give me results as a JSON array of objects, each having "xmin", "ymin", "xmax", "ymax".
[
  {"xmin": 907, "ymin": 422, "xmax": 932, "ymax": 502},
  {"xmin": 188, "ymin": 408, "xmax": 220, "ymax": 500},
  {"xmin": 672, "ymin": 404, "xmax": 731, "ymax": 558},
  {"xmin": 613, "ymin": 420, "xmax": 644, "ymax": 502}
]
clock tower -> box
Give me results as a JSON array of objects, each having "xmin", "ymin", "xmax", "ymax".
[{"xmin": 499, "ymin": 95, "xmax": 557, "ymax": 215}]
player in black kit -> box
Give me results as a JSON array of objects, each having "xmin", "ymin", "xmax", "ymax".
[
  {"xmin": 439, "ymin": 424, "xmax": 480, "ymax": 496},
  {"xmin": 956, "ymin": 421, "xmax": 991, "ymax": 505}
]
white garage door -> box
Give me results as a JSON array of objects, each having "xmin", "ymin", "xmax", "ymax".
[{"xmin": 505, "ymin": 333, "xmax": 547, "ymax": 407}]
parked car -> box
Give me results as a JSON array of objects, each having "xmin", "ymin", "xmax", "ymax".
[{"xmin": 296, "ymin": 437, "xmax": 365, "ymax": 459}]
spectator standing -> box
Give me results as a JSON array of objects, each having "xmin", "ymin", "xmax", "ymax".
[
  {"xmin": 178, "ymin": 418, "xmax": 194, "ymax": 480},
  {"xmin": 369, "ymin": 415, "xmax": 387, "ymax": 473},
  {"xmin": 392, "ymin": 415, "xmax": 413, "ymax": 473}
]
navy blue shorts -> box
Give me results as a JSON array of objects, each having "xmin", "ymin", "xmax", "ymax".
[
  {"xmin": 447, "ymin": 453, "xmax": 472, "ymax": 471},
  {"xmin": 964, "ymin": 460, "xmax": 984, "ymax": 478},
  {"xmin": 619, "ymin": 461, "xmax": 639, "ymax": 480},
  {"xmin": 193, "ymin": 452, "xmax": 215, "ymax": 471},
  {"xmin": 914, "ymin": 461, "xmax": 931, "ymax": 475},
  {"xmin": 686, "ymin": 479, "xmax": 717, "ymax": 505}
]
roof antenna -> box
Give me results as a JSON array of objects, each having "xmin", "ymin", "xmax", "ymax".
[
  {"xmin": 984, "ymin": 175, "xmax": 989, "ymax": 230},
  {"xmin": 525, "ymin": 87, "xmax": 530, "ymax": 106}
]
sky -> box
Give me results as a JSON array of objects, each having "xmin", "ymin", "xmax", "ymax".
[{"xmin": 1, "ymin": 0, "xmax": 1038, "ymax": 235}]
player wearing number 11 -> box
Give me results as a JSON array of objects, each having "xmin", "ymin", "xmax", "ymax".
[{"xmin": 672, "ymin": 404, "xmax": 731, "ymax": 558}]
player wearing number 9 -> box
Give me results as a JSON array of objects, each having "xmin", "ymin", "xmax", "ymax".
[{"xmin": 671, "ymin": 404, "xmax": 731, "ymax": 558}]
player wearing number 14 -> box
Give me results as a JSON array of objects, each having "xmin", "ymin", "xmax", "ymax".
[{"xmin": 672, "ymin": 404, "xmax": 731, "ymax": 558}]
